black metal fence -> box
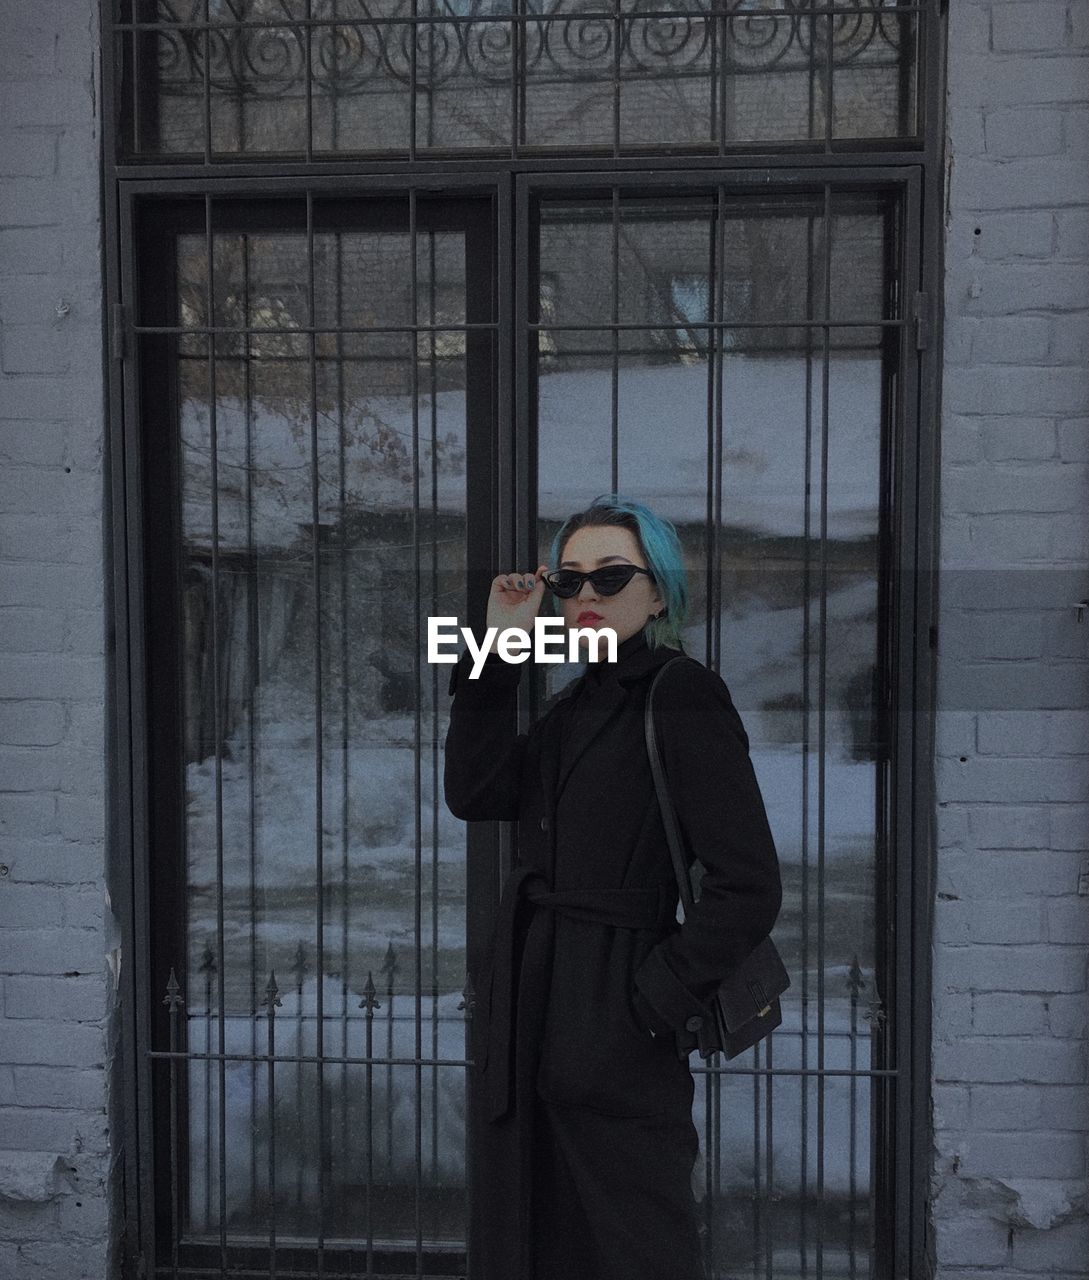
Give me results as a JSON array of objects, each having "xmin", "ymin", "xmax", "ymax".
[{"xmin": 103, "ymin": 2, "xmax": 944, "ymax": 1277}]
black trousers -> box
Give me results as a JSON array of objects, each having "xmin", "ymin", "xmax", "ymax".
[{"xmin": 529, "ymin": 1093, "xmax": 706, "ymax": 1280}]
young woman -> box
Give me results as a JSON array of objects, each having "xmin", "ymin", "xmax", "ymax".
[{"xmin": 444, "ymin": 494, "xmax": 783, "ymax": 1280}]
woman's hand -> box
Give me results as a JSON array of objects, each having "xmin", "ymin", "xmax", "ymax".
[{"xmin": 484, "ymin": 563, "xmax": 552, "ymax": 653}]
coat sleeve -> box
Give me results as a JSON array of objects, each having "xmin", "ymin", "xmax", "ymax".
[
  {"xmin": 632, "ymin": 657, "xmax": 783, "ymax": 1037},
  {"xmin": 443, "ymin": 648, "xmax": 528, "ymax": 822}
]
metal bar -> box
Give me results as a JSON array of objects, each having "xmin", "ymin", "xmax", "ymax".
[
  {"xmin": 203, "ymin": 189, "xmax": 230, "ymax": 1278},
  {"xmin": 243, "ymin": 227, "xmax": 260, "ymax": 1232},
  {"xmin": 610, "ymin": 185, "xmax": 619, "ymax": 493},
  {"xmin": 427, "ymin": 227, "xmax": 441, "ymax": 1191},
  {"xmin": 305, "ymin": 0, "xmax": 314, "ymax": 162},
  {"xmin": 133, "ymin": 316, "xmax": 903, "ymax": 336},
  {"xmin": 305, "ymin": 187, "xmax": 328, "ymax": 1277},
  {"xmin": 115, "ymin": 149, "xmax": 932, "ymax": 181},
  {"xmin": 146, "ymin": 1048, "xmax": 898, "ymax": 1076},
  {"xmin": 409, "ymin": 183, "xmax": 425, "ymax": 1279},
  {"xmin": 799, "ymin": 199, "xmax": 816, "ymax": 1277},
  {"xmin": 202, "ymin": 0, "xmax": 212, "ymax": 163},
  {"xmin": 815, "ymin": 178, "xmax": 833, "ymax": 1279},
  {"xmin": 265, "ymin": 973, "xmax": 281, "ymax": 1280},
  {"xmin": 113, "ymin": 4, "xmax": 929, "ymax": 31},
  {"xmin": 335, "ymin": 216, "xmax": 352, "ymax": 1243}
]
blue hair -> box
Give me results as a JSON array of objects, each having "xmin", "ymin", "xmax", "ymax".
[{"xmin": 546, "ymin": 493, "xmax": 689, "ymax": 653}]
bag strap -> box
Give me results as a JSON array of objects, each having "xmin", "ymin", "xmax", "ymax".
[{"xmin": 645, "ymin": 657, "xmax": 696, "ymax": 919}]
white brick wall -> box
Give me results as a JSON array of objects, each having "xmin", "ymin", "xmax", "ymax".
[
  {"xmin": 0, "ymin": 1, "xmax": 114, "ymax": 1277},
  {"xmin": 0, "ymin": 2, "xmax": 1086, "ymax": 1276},
  {"xmin": 935, "ymin": 2, "xmax": 1089, "ymax": 1275}
]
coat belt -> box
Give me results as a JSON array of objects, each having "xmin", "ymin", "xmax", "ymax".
[{"xmin": 482, "ymin": 864, "xmax": 677, "ymax": 1121}]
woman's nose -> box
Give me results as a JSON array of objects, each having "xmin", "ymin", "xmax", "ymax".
[{"xmin": 577, "ymin": 581, "xmax": 600, "ymax": 602}]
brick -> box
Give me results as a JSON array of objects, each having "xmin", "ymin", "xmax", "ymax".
[
  {"xmin": 951, "ymin": 157, "xmax": 1089, "ymax": 211},
  {"xmin": 0, "ymin": 654, "xmax": 104, "ymax": 699},
  {"xmin": 967, "ymin": 805, "xmax": 1051, "ymax": 849},
  {"xmin": 1048, "ymin": 991, "xmax": 1089, "ymax": 1037},
  {"xmin": 1057, "ymin": 417, "xmax": 1088, "ymax": 460},
  {"xmin": 949, "ymin": 54, "xmax": 1089, "ymax": 108},
  {"xmin": 940, "ymin": 661, "xmax": 1088, "ymax": 711},
  {"xmin": 0, "ymin": 132, "xmax": 58, "ymax": 180},
  {"xmin": 1047, "ymin": 898, "xmax": 1089, "ymax": 943},
  {"xmin": 967, "ymin": 900, "xmax": 1048, "ymax": 944},
  {"xmin": 0, "ymin": 793, "xmax": 56, "ymax": 839},
  {"xmin": 933, "ymin": 1083, "xmax": 971, "ymax": 1130},
  {"xmin": 53, "ymin": 799, "xmax": 103, "ymax": 850},
  {"xmin": 61, "ymin": 886, "xmax": 105, "ymax": 930},
  {"xmin": 1045, "ymin": 710, "xmax": 1089, "ymax": 752},
  {"xmin": 0, "ymin": 928, "xmax": 104, "ymax": 976},
  {"xmin": 985, "ymin": 107, "xmax": 1063, "ymax": 155},
  {"xmin": 975, "ymin": 710, "xmax": 1049, "ymax": 753},
  {"xmin": 933, "ymin": 1036, "xmax": 1086, "ymax": 1084},
  {"xmin": 1064, "ymin": 106, "xmax": 1089, "ymax": 158},
  {"xmin": 0, "ymin": 466, "xmax": 101, "ymax": 517},
  {"xmin": 0, "ymin": 277, "xmax": 101, "ymax": 335},
  {"xmin": 0, "ymin": 1021, "xmax": 104, "ymax": 1069},
  {"xmin": 949, "ymin": 513, "xmax": 1053, "ymax": 562},
  {"xmin": 1050, "ymin": 805, "xmax": 1089, "ymax": 849},
  {"xmin": 935, "ymin": 899, "xmax": 972, "ymax": 944},
  {"xmin": 942, "ymin": 416, "xmax": 984, "ymax": 463},
  {"xmin": 980, "ymin": 417, "xmax": 1058, "ymax": 460},
  {"xmin": 0, "ymin": 885, "xmax": 64, "ymax": 929},
  {"xmin": 1037, "ymin": 1083, "xmax": 1089, "ymax": 1128},
  {"xmin": 949, "ymin": 106, "xmax": 986, "ymax": 156},
  {"xmin": 54, "ymin": 1189, "xmax": 110, "ymax": 1243},
  {"xmin": 936, "ymin": 804, "xmax": 970, "ymax": 849},
  {"xmin": 0, "ymin": 228, "xmax": 58, "ymax": 276},
  {"xmin": 944, "ymin": 611, "xmax": 1044, "ymax": 661},
  {"xmin": 992, "ymin": 2, "xmax": 1071, "ymax": 52},
  {"xmin": 0, "ymin": 326, "xmax": 72, "ymax": 376},
  {"xmin": 973, "ymin": 992, "xmax": 1050, "ymax": 1034},
  {"xmin": 970, "ymin": 211, "xmax": 1056, "ymax": 260},
  {"xmin": 0, "ymin": 701, "xmax": 65, "ymax": 747},
  {"xmin": 1, "ymin": 1239, "xmax": 109, "ymax": 1279},
  {"xmin": 0, "ymin": 419, "xmax": 69, "ymax": 467},
  {"xmin": 1013, "ymin": 1220, "xmax": 1089, "ymax": 1270},
  {"xmin": 960, "ymin": 1130, "xmax": 1086, "ymax": 1179},
  {"xmin": 0, "ymin": 1107, "xmax": 109, "ymax": 1156},
  {"xmin": 933, "ymin": 1215, "xmax": 1010, "ymax": 1266},
  {"xmin": 1049, "ymin": 312, "xmax": 1089, "ymax": 366},
  {"xmin": 1055, "ymin": 208, "xmax": 1089, "ymax": 259},
  {"xmin": 955, "ymin": 262, "xmax": 1089, "ymax": 315},
  {"xmin": 2, "ymin": 843, "xmax": 105, "ymax": 886},
  {"xmin": 970, "ymin": 1083, "xmax": 1044, "ymax": 1128},
  {"xmin": 946, "ymin": 366, "xmax": 1089, "ymax": 415},
  {"xmin": 5, "ymin": 975, "xmax": 106, "ymax": 1022},
  {"xmin": 971, "ymin": 316, "xmax": 1052, "ymax": 362},
  {"xmin": 936, "ymin": 942, "xmax": 1088, "ymax": 992},
  {"xmin": 0, "ymin": 747, "xmax": 61, "ymax": 792},
  {"xmin": 0, "ymin": 607, "xmax": 66, "ymax": 653},
  {"xmin": 12, "ymin": 1067, "xmax": 106, "ymax": 1113},
  {"xmin": 1048, "ymin": 509, "xmax": 1089, "ymax": 560}
]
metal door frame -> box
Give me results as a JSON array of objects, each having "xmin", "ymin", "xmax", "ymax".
[
  {"xmin": 101, "ymin": 7, "xmax": 947, "ymax": 1273},
  {"xmin": 514, "ymin": 164, "xmax": 932, "ymax": 1280}
]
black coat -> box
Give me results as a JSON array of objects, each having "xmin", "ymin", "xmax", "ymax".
[{"xmin": 444, "ymin": 627, "xmax": 783, "ymax": 1278}]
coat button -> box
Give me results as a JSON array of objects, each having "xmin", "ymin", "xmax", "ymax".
[
  {"xmin": 685, "ymin": 1015, "xmax": 703, "ymax": 1033},
  {"xmin": 539, "ymin": 817, "xmax": 549, "ymax": 832}
]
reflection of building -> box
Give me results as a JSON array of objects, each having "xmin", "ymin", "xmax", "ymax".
[{"xmin": 2, "ymin": 3, "xmax": 1087, "ymax": 1278}]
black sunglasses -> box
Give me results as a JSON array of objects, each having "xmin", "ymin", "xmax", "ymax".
[{"xmin": 543, "ymin": 565, "xmax": 655, "ymax": 599}]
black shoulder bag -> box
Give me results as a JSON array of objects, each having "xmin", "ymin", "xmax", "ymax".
[{"xmin": 645, "ymin": 657, "xmax": 790, "ymax": 1060}]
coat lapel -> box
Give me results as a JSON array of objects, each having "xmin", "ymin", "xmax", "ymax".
[{"xmin": 538, "ymin": 641, "xmax": 682, "ymax": 815}]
